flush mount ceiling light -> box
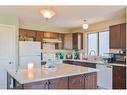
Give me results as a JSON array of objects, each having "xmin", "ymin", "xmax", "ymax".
[
  {"xmin": 40, "ymin": 8, "xmax": 56, "ymax": 19},
  {"xmin": 82, "ymin": 20, "xmax": 89, "ymax": 30}
]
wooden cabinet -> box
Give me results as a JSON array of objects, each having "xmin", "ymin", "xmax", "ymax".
[
  {"xmin": 63, "ymin": 60, "xmax": 96, "ymax": 68},
  {"xmin": 55, "ymin": 34, "xmax": 64, "ymax": 49},
  {"xmin": 121, "ymin": 23, "xmax": 126, "ymax": 49},
  {"xmin": 63, "ymin": 60, "xmax": 74, "ymax": 65},
  {"xmin": 21, "ymin": 77, "xmax": 68, "ymax": 89},
  {"xmin": 43, "ymin": 32, "xmax": 58, "ymax": 39},
  {"xmin": 72, "ymin": 33, "xmax": 78, "ymax": 49},
  {"xmin": 19, "ymin": 29, "xmax": 65, "ymax": 49},
  {"xmin": 27, "ymin": 30, "xmax": 36, "ymax": 38},
  {"xmin": 80, "ymin": 62, "xmax": 96, "ymax": 68},
  {"xmin": 19, "ymin": 28, "xmax": 36, "ymax": 41},
  {"xmin": 84, "ymin": 73, "xmax": 97, "ymax": 89},
  {"xmin": 69, "ymin": 74, "xmax": 85, "ymax": 89},
  {"xmin": 109, "ymin": 23, "xmax": 126, "ymax": 49},
  {"xmin": 8, "ymin": 72, "xmax": 97, "ymax": 89},
  {"xmin": 36, "ymin": 31, "xmax": 43, "ymax": 42},
  {"xmin": 48, "ymin": 77, "xmax": 68, "ymax": 89},
  {"xmin": 19, "ymin": 29, "xmax": 27, "ymax": 41},
  {"xmin": 113, "ymin": 66, "xmax": 126, "ymax": 89},
  {"xmin": 69, "ymin": 73, "xmax": 97, "ymax": 89},
  {"xmin": 64, "ymin": 34, "xmax": 72, "ymax": 49},
  {"xmin": 72, "ymin": 33, "xmax": 83, "ymax": 50},
  {"xmin": 23, "ymin": 80, "xmax": 49, "ymax": 89}
]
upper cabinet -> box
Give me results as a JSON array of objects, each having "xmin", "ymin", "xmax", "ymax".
[
  {"xmin": 36, "ymin": 31, "xmax": 43, "ymax": 42},
  {"xmin": 121, "ymin": 23, "xmax": 126, "ymax": 49},
  {"xmin": 109, "ymin": 23, "xmax": 126, "ymax": 49},
  {"xmin": 19, "ymin": 29, "xmax": 37, "ymax": 41},
  {"xmin": 64, "ymin": 34, "xmax": 72, "ymax": 49},
  {"xmin": 43, "ymin": 32, "xmax": 58, "ymax": 39},
  {"xmin": 19, "ymin": 29, "xmax": 27, "ymax": 41},
  {"xmin": 72, "ymin": 33, "xmax": 83, "ymax": 50}
]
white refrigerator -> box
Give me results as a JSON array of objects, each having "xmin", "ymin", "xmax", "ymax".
[{"xmin": 19, "ymin": 41, "xmax": 42, "ymax": 68}]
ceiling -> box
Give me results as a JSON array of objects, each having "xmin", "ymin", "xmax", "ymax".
[{"xmin": 0, "ymin": 6, "xmax": 126, "ymax": 29}]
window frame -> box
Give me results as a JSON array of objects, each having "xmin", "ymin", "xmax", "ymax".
[{"xmin": 87, "ymin": 31, "xmax": 109, "ymax": 56}]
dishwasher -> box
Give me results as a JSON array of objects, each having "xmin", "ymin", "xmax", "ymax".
[{"xmin": 96, "ymin": 64, "xmax": 112, "ymax": 89}]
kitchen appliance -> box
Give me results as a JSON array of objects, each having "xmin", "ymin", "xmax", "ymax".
[
  {"xmin": 103, "ymin": 53, "xmax": 115, "ymax": 63},
  {"xmin": 113, "ymin": 53, "xmax": 126, "ymax": 64},
  {"xmin": 96, "ymin": 64, "xmax": 112, "ymax": 89},
  {"xmin": 19, "ymin": 41, "xmax": 42, "ymax": 68}
]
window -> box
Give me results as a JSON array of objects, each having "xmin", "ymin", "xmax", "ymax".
[
  {"xmin": 99, "ymin": 31, "xmax": 109, "ymax": 56},
  {"xmin": 87, "ymin": 31, "xmax": 109, "ymax": 56},
  {"xmin": 88, "ymin": 33, "xmax": 98, "ymax": 56}
]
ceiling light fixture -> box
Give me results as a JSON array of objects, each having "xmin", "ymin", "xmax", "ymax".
[
  {"xmin": 40, "ymin": 8, "xmax": 56, "ymax": 20},
  {"xmin": 82, "ymin": 20, "xmax": 89, "ymax": 30}
]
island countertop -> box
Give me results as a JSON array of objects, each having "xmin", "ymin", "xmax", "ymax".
[{"xmin": 7, "ymin": 64, "xmax": 99, "ymax": 84}]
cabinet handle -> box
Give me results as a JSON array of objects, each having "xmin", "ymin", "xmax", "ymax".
[
  {"xmin": 48, "ymin": 81, "xmax": 51, "ymax": 84},
  {"xmin": 44, "ymin": 81, "xmax": 49, "ymax": 89}
]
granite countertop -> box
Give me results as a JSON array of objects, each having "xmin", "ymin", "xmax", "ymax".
[
  {"xmin": 7, "ymin": 64, "xmax": 99, "ymax": 84},
  {"xmin": 63, "ymin": 59, "xmax": 126, "ymax": 67}
]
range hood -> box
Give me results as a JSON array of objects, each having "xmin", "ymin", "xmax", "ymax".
[{"xmin": 43, "ymin": 38, "xmax": 62, "ymax": 43}]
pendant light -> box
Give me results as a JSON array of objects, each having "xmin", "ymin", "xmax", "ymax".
[{"xmin": 82, "ymin": 20, "xmax": 89, "ymax": 30}]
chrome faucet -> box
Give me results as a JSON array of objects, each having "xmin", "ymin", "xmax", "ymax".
[{"xmin": 89, "ymin": 50, "xmax": 96, "ymax": 56}]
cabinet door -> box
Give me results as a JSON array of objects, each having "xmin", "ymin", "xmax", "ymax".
[
  {"xmin": 27, "ymin": 30, "xmax": 36, "ymax": 38},
  {"xmin": 113, "ymin": 66, "xmax": 126, "ymax": 89},
  {"xmin": 72, "ymin": 33, "xmax": 78, "ymax": 49},
  {"xmin": 84, "ymin": 73, "xmax": 97, "ymax": 89},
  {"xmin": 109, "ymin": 24, "xmax": 121, "ymax": 49},
  {"xmin": 69, "ymin": 74, "xmax": 84, "ymax": 89},
  {"xmin": 49, "ymin": 77, "xmax": 68, "ymax": 89},
  {"xmin": 19, "ymin": 29, "xmax": 27, "ymax": 41},
  {"xmin": 36, "ymin": 31, "xmax": 43, "ymax": 42},
  {"xmin": 121, "ymin": 23, "xmax": 126, "ymax": 49},
  {"xmin": 23, "ymin": 81, "xmax": 49, "ymax": 89},
  {"xmin": 64, "ymin": 34, "xmax": 72, "ymax": 49},
  {"xmin": 80, "ymin": 33, "xmax": 83, "ymax": 49}
]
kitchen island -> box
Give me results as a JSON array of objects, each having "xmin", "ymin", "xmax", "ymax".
[{"xmin": 7, "ymin": 64, "xmax": 99, "ymax": 89}]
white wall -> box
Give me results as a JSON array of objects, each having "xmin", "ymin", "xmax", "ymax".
[{"xmin": 20, "ymin": 22, "xmax": 71, "ymax": 33}]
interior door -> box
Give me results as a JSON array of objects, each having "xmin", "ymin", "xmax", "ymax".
[{"xmin": 0, "ymin": 24, "xmax": 16, "ymax": 89}]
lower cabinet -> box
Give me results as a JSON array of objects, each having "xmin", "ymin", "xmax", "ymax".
[
  {"xmin": 69, "ymin": 74, "xmax": 85, "ymax": 89},
  {"xmin": 69, "ymin": 73, "xmax": 97, "ymax": 89},
  {"xmin": 48, "ymin": 77, "xmax": 68, "ymax": 89},
  {"xmin": 80, "ymin": 62, "xmax": 96, "ymax": 68},
  {"xmin": 63, "ymin": 60, "xmax": 96, "ymax": 68},
  {"xmin": 23, "ymin": 80, "xmax": 49, "ymax": 89},
  {"xmin": 84, "ymin": 73, "xmax": 97, "ymax": 89},
  {"xmin": 12, "ymin": 73, "xmax": 97, "ymax": 89},
  {"xmin": 113, "ymin": 66, "xmax": 126, "ymax": 89}
]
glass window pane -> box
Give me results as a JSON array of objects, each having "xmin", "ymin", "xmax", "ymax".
[
  {"xmin": 99, "ymin": 31, "xmax": 109, "ymax": 56},
  {"xmin": 88, "ymin": 33, "xmax": 98, "ymax": 55}
]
